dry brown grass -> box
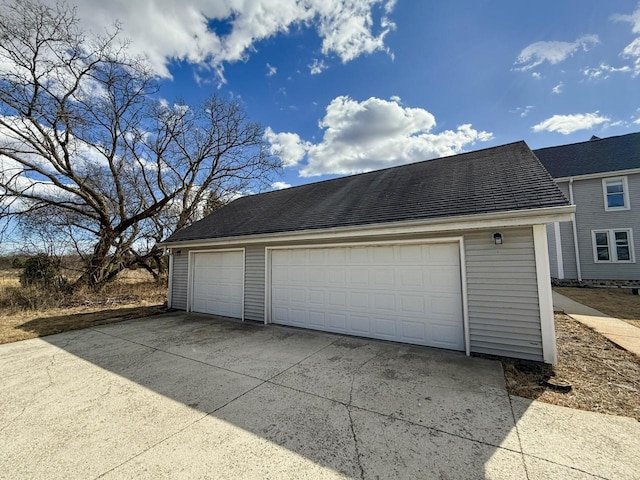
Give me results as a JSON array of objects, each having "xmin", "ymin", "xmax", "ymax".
[
  {"xmin": 555, "ymin": 286, "xmax": 640, "ymax": 328},
  {"xmin": 503, "ymin": 314, "xmax": 640, "ymax": 420},
  {"xmin": 0, "ymin": 268, "xmax": 167, "ymax": 344}
]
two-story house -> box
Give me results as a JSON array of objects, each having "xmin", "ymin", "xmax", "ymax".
[{"xmin": 534, "ymin": 132, "xmax": 640, "ymax": 286}]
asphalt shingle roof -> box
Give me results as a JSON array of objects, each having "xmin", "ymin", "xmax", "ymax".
[
  {"xmin": 166, "ymin": 141, "xmax": 569, "ymax": 243},
  {"xmin": 534, "ymin": 132, "xmax": 640, "ymax": 178}
]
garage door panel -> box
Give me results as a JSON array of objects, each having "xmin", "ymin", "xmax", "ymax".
[
  {"xmin": 327, "ymin": 291, "xmax": 346, "ymax": 307},
  {"xmin": 432, "ymin": 294, "xmax": 463, "ymax": 315},
  {"xmin": 428, "ymin": 244, "xmax": 460, "ymax": 264},
  {"xmin": 350, "ymin": 248, "xmax": 370, "ymax": 264},
  {"xmin": 374, "ymin": 293, "xmax": 396, "ymax": 311},
  {"xmin": 350, "ymin": 269, "xmax": 370, "ymax": 285},
  {"xmin": 327, "ymin": 268, "xmax": 346, "ymax": 285},
  {"xmin": 289, "ymin": 308, "xmax": 308, "ymax": 326},
  {"xmin": 290, "ymin": 267, "xmax": 307, "ymax": 282},
  {"xmin": 191, "ymin": 251, "xmax": 243, "ymax": 319},
  {"xmin": 374, "ymin": 317, "xmax": 397, "ymax": 337},
  {"xmin": 350, "ymin": 315, "xmax": 372, "ymax": 334},
  {"xmin": 273, "ymin": 306, "xmax": 290, "ymax": 324},
  {"xmin": 308, "ymin": 311, "xmax": 326, "ymax": 328},
  {"xmin": 373, "ymin": 268, "xmax": 395, "ymax": 287},
  {"xmin": 399, "ymin": 269, "xmax": 424, "ymax": 288},
  {"xmin": 308, "ymin": 268, "xmax": 324, "ymax": 283},
  {"xmin": 428, "ymin": 268, "xmax": 461, "ymax": 291},
  {"xmin": 350, "ymin": 291, "xmax": 371, "ymax": 309},
  {"xmin": 432, "ymin": 324, "xmax": 464, "ymax": 348},
  {"xmin": 400, "ymin": 295, "xmax": 425, "ymax": 314},
  {"xmin": 270, "ymin": 244, "xmax": 464, "ymax": 351},
  {"xmin": 402, "ymin": 321, "xmax": 427, "ymax": 342},
  {"xmin": 327, "ymin": 313, "xmax": 347, "ymax": 331}
]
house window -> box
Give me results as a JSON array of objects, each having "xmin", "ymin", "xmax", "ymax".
[
  {"xmin": 591, "ymin": 229, "xmax": 635, "ymax": 263},
  {"xmin": 602, "ymin": 177, "xmax": 630, "ymax": 211}
]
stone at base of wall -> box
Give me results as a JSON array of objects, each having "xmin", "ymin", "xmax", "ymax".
[{"xmin": 552, "ymin": 278, "xmax": 640, "ymax": 288}]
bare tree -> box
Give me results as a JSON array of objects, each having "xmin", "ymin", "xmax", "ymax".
[{"xmin": 0, "ymin": 0, "xmax": 278, "ymax": 289}]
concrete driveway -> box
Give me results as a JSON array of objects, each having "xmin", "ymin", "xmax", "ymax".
[{"xmin": 0, "ymin": 313, "xmax": 638, "ymax": 479}]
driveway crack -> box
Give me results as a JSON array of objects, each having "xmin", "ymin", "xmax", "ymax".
[
  {"xmin": 507, "ymin": 393, "xmax": 530, "ymax": 480},
  {"xmin": 347, "ymin": 405, "xmax": 365, "ymax": 480}
]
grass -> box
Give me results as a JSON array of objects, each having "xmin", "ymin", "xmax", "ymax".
[
  {"xmin": 555, "ymin": 286, "xmax": 640, "ymax": 328},
  {"xmin": 0, "ymin": 268, "xmax": 167, "ymax": 344}
]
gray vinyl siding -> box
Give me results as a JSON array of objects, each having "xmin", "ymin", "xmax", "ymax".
[
  {"xmin": 170, "ymin": 254, "xmax": 189, "ymax": 310},
  {"xmin": 559, "ymin": 220, "xmax": 578, "ymax": 279},
  {"xmin": 556, "ymin": 182, "xmax": 578, "ymax": 280},
  {"xmin": 571, "ymin": 174, "xmax": 640, "ymax": 280},
  {"xmin": 244, "ymin": 245, "xmax": 266, "ymax": 321},
  {"xmin": 546, "ymin": 219, "xmax": 578, "ymax": 280},
  {"xmin": 464, "ymin": 227, "xmax": 543, "ymax": 361},
  {"xmin": 546, "ymin": 223, "xmax": 558, "ymax": 278}
]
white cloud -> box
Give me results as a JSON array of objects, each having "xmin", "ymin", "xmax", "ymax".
[
  {"xmin": 271, "ymin": 181, "xmax": 292, "ymax": 190},
  {"xmin": 514, "ymin": 35, "xmax": 599, "ymax": 71},
  {"xmin": 389, "ymin": 95, "xmax": 402, "ymax": 103},
  {"xmin": 266, "ymin": 63, "xmax": 277, "ymax": 77},
  {"xmin": 582, "ymin": 63, "xmax": 632, "ymax": 79},
  {"xmin": 510, "ymin": 106, "xmax": 534, "ymax": 118},
  {"xmin": 264, "ymin": 127, "xmax": 310, "ymax": 167},
  {"xmin": 634, "ymin": 118, "xmax": 640, "ymax": 125},
  {"xmin": 612, "ymin": 5, "xmax": 640, "ymax": 75},
  {"xmin": 531, "ymin": 72, "xmax": 542, "ymax": 79},
  {"xmin": 266, "ymin": 96, "xmax": 493, "ymax": 177},
  {"xmin": 552, "ymin": 82, "xmax": 564, "ymax": 94},
  {"xmin": 532, "ymin": 112, "xmax": 610, "ymax": 135},
  {"xmin": 34, "ymin": 0, "xmax": 396, "ymax": 81},
  {"xmin": 309, "ymin": 58, "xmax": 328, "ymax": 75},
  {"xmin": 612, "ymin": 5, "xmax": 640, "ymax": 33},
  {"xmin": 621, "ymin": 37, "xmax": 640, "ymax": 75}
]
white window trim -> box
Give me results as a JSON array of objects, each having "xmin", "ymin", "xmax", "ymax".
[
  {"xmin": 602, "ymin": 176, "xmax": 630, "ymax": 212},
  {"xmin": 591, "ymin": 229, "xmax": 635, "ymax": 264}
]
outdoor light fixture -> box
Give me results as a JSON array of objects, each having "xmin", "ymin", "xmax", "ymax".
[{"xmin": 493, "ymin": 232, "xmax": 503, "ymax": 245}]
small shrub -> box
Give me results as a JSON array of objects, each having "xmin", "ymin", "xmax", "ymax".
[
  {"xmin": 10, "ymin": 256, "xmax": 25, "ymax": 269},
  {"xmin": 19, "ymin": 254, "xmax": 68, "ymax": 291}
]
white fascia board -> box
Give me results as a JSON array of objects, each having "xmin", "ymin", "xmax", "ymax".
[
  {"xmin": 554, "ymin": 167, "xmax": 640, "ymax": 183},
  {"xmin": 160, "ymin": 205, "xmax": 576, "ymax": 249}
]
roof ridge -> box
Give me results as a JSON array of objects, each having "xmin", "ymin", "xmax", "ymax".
[{"xmin": 534, "ymin": 131, "xmax": 640, "ymax": 152}]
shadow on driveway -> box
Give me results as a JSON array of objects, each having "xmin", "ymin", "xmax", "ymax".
[{"xmin": 1, "ymin": 312, "xmax": 637, "ymax": 479}]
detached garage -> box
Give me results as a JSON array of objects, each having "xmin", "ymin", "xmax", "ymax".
[{"xmin": 162, "ymin": 141, "xmax": 575, "ymax": 364}]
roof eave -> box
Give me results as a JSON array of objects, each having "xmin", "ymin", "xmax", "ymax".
[
  {"xmin": 553, "ymin": 167, "xmax": 640, "ymax": 182},
  {"xmin": 159, "ymin": 204, "xmax": 575, "ymax": 249}
]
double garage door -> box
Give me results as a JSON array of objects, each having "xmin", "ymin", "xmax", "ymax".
[{"xmin": 270, "ymin": 243, "xmax": 465, "ymax": 351}]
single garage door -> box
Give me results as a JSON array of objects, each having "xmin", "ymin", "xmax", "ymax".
[
  {"xmin": 191, "ymin": 250, "xmax": 244, "ymax": 318},
  {"xmin": 270, "ymin": 243, "xmax": 464, "ymax": 351}
]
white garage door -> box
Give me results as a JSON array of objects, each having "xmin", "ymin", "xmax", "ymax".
[
  {"xmin": 191, "ymin": 250, "xmax": 244, "ymax": 318},
  {"xmin": 270, "ymin": 243, "xmax": 464, "ymax": 351}
]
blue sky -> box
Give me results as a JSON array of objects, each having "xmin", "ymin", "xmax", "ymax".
[{"xmin": 43, "ymin": 1, "xmax": 640, "ymax": 189}]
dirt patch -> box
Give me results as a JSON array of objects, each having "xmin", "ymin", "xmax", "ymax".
[
  {"xmin": 503, "ymin": 314, "xmax": 640, "ymax": 420},
  {"xmin": 555, "ymin": 286, "xmax": 640, "ymax": 329}
]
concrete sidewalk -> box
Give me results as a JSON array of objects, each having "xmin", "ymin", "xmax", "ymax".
[{"xmin": 553, "ymin": 291, "xmax": 640, "ymax": 356}]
